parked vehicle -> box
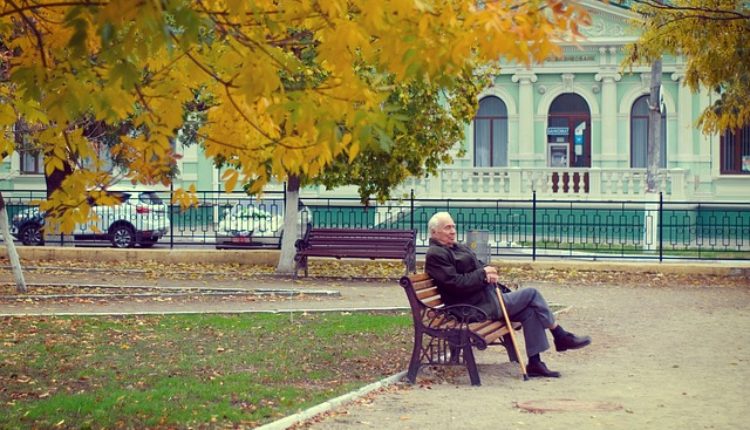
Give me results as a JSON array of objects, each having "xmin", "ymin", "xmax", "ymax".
[
  {"xmin": 9, "ymin": 189, "xmax": 170, "ymax": 248},
  {"xmin": 10, "ymin": 207, "xmax": 44, "ymax": 246},
  {"xmin": 215, "ymin": 201, "xmax": 312, "ymax": 249}
]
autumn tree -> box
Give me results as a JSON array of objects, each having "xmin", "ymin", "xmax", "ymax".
[
  {"xmin": 626, "ymin": 0, "xmax": 750, "ymax": 134},
  {"xmin": 1, "ymin": 0, "xmax": 588, "ymax": 271},
  {"xmin": 314, "ymin": 69, "xmax": 490, "ymax": 204}
]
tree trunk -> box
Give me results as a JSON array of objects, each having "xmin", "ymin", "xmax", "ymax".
[
  {"xmin": 644, "ymin": 57, "xmax": 663, "ymax": 251},
  {"xmin": 0, "ymin": 192, "xmax": 27, "ymax": 293},
  {"xmin": 44, "ymin": 152, "xmax": 75, "ymax": 245},
  {"xmin": 646, "ymin": 58, "xmax": 662, "ymax": 193},
  {"xmin": 276, "ymin": 175, "xmax": 301, "ymax": 274}
]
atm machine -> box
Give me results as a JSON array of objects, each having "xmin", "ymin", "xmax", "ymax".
[
  {"xmin": 546, "ymin": 126, "xmax": 570, "ymax": 167},
  {"xmin": 548, "ymin": 143, "xmax": 569, "ymax": 167}
]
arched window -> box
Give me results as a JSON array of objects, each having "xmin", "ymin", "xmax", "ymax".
[
  {"xmin": 630, "ymin": 95, "xmax": 666, "ymax": 168},
  {"xmin": 721, "ymin": 125, "xmax": 750, "ymax": 174},
  {"xmin": 473, "ymin": 96, "xmax": 508, "ymax": 167}
]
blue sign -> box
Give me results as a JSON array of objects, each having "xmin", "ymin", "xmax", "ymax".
[{"xmin": 547, "ymin": 127, "xmax": 569, "ymax": 136}]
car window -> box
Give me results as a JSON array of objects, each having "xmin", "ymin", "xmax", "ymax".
[
  {"xmin": 231, "ymin": 206, "xmax": 271, "ymax": 218},
  {"xmin": 138, "ymin": 192, "xmax": 163, "ymax": 205}
]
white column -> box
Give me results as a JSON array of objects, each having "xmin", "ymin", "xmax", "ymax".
[
  {"xmin": 512, "ymin": 70, "xmax": 537, "ymax": 168},
  {"xmin": 699, "ymin": 87, "xmax": 712, "ymax": 160},
  {"xmin": 672, "ymin": 70, "xmax": 693, "ymax": 165},
  {"xmin": 595, "ymin": 47, "xmax": 621, "ymax": 169}
]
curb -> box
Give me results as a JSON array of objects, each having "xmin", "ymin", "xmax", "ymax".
[
  {"xmin": 0, "ymin": 306, "xmax": 411, "ymax": 317},
  {"xmin": 256, "ymin": 371, "xmax": 407, "ymax": 430}
]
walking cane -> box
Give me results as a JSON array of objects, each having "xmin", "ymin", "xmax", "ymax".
[{"xmin": 494, "ymin": 285, "xmax": 529, "ymax": 381}]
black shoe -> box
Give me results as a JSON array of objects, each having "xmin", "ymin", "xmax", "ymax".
[
  {"xmin": 526, "ymin": 361, "xmax": 561, "ymax": 378},
  {"xmin": 554, "ymin": 333, "xmax": 592, "ymax": 352}
]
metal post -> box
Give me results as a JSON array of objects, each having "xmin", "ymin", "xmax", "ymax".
[
  {"xmin": 659, "ymin": 191, "xmax": 663, "ymax": 262},
  {"xmin": 169, "ymin": 182, "xmax": 174, "ymax": 249},
  {"xmin": 410, "ymin": 189, "xmax": 415, "ymax": 232},
  {"xmin": 532, "ymin": 191, "xmax": 537, "ymax": 261}
]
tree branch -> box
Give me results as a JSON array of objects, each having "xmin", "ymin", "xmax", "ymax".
[{"xmin": 5, "ymin": 0, "xmax": 48, "ymax": 67}]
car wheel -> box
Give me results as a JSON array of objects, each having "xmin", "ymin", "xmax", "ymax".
[
  {"xmin": 110, "ymin": 224, "xmax": 136, "ymax": 248},
  {"xmin": 19, "ymin": 223, "xmax": 44, "ymax": 246}
]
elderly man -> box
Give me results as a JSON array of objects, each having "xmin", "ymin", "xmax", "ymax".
[{"xmin": 425, "ymin": 211, "xmax": 591, "ymax": 378}]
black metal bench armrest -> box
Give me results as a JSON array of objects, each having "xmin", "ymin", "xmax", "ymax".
[{"xmin": 422, "ymin": 303, "xmax": 489, "ymax": 328}]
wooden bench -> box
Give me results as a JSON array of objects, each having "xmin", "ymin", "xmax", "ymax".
[
  {"xmin": 294, "ymin": 226, "xmax": 417, "ymax": 278},
  {"xmin": 400, "ymin": 273, "xmax": 523, "ymax": 386}
]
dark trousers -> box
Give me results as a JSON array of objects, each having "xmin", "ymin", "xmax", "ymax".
[{"xmin": 500, "ymin": 288, "xmax": 555, "ymax": 357}]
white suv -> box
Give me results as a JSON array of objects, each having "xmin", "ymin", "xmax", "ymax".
[{"xmin": 73, "ymin": 189, "xmax": 170, "ymax": 248}]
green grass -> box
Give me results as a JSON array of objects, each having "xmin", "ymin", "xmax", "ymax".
[{"xmin": 0, "ymin": 312, "xmax": 412, "ymax": 429}]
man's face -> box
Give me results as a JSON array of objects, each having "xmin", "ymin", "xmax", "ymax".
[{"xmin": 433, "ymin": 216, "xmax": 457, "ymax": 246}]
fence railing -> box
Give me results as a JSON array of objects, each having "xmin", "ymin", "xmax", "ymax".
[{"xmin": 2, "ymin": 189, "xmax": 749, "ymax": 261}]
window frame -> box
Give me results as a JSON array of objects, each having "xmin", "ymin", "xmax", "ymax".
[
  {"xmin": 473, "ymin": 96, "xmax": 508, "ymax": 168},
  {"xmin": 630, "ymin": 94, "xmax": 667, "ymax": 169},
  {"xmin": 18, "ymin": 141, "xmax": 43, "ymax": 174},
  {"xmin": 720, "ymin": 125, "xmax": 750, "ymax": 175}
]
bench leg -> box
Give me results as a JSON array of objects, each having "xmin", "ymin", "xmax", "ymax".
[
  {"xmin": 404, "ymin": 254, "xmax": 417, "ymax": 274},
  {"xmin": 463, "ymin": 345, "xmax": 481, "ymax": 386},
  {"xmin": 406, "ymin": 335, "xmax": 424, "ymax": 384}
]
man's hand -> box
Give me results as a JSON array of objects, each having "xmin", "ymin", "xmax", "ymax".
[{"xmin": 484, "ymin": 266, "xmax": 499, "ymax": 284}]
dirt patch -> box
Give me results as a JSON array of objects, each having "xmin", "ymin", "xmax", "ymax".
[{"xmin": 515, "ymin": 398, "xmax": 623, "ymax": 413}]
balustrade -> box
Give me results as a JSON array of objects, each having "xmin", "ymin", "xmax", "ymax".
[{"xmin": 400, "ymin": 167, "xmax": 690, "ymax": 200}]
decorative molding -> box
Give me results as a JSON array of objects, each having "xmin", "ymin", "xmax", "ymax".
[
  {"xmin": 670, "ymin": 61, "xmax": 686, "ymax": 81},
  {"xmin": 640, "ymin": 73, "xmax": 651, "ymax": 92},
  {"xmin": 561, "ymin": 73, "xmax": 575, "ymax": 91},
  {"xmin": 594, "ymin": 71, "xmax": 622, "ymax": 82},
  {"xmin": 536, "ymin": 83, "xmax": 601, "ymax": 116},
  {"xmin": 477, "ymin": 86, "xmax": 518, "ymax": 115},
  {"xmin": 619, "ymin": 85, "xmax": 677, "ymax": 115},
  {"xmin": 580, "ymin": 12, "xmax": 627, "ymax": 38},
  {"xmin": 592, "ymin": 84, "xmax": 601, "ymax": 94},
  {"xmin": 511, "ymin": 70, "xmax": 538, "ymax": 83},
  {"xmin": 537, "ymin": 85, "xmax": 547, "ymax": 95}
]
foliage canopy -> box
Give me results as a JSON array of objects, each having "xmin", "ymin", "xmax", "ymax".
[
  {"xmin": 625, "ymin": 0, "xmax": 750, "ymax": 133},
  {"xmin": 1, "ymin": 0, "xmax": 587, "ymax": 230}
]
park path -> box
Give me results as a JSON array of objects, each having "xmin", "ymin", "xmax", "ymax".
[{"xmin": 2, "ymin": 266, "xmax": 750, "ymax": 429}]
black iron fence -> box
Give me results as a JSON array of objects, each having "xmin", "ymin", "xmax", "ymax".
[{"xmin": 3, "ymin": 189, "xmax": 749, "ymax": 261}]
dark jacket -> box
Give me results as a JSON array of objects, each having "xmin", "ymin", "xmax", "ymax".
[{"xmin": 425, "ymin": 238, "xmax": 500, "ymax": 320}]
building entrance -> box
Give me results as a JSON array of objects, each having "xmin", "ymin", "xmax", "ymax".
[{"xmin": 547, "ymin": 94, "xmax": 591, "ymax": 193}]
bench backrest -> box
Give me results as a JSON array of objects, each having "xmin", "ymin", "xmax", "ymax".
[
  {"xmin": 400, "ymin": 273, "xmax": 445, "ymax": 325},
  {"xmin": 300, "ymin": 227, "xmax": 416, "ymax": 253},
  {"xmin": 306, "ymin": 228, "xmax": 415, "ymax": 241}
]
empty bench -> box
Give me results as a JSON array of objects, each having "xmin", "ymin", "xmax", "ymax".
[
  {"xmin": 294, "ymin": 227, "xmax": 417, "ymax": 278},
  {"xmin": 400, "ymin": 273, "xmax": 523, "ymax": 386}
]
